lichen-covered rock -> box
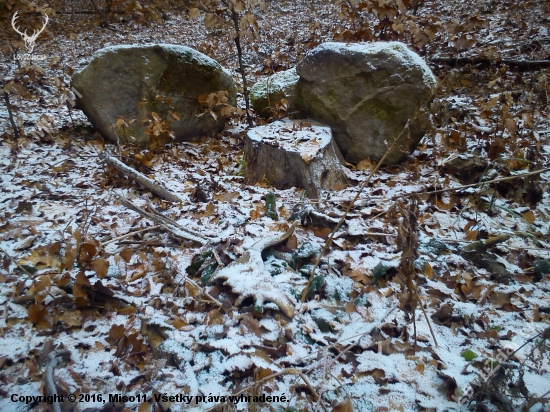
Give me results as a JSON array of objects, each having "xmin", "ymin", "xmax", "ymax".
[
  {"xmin": 72, "ymin": 44, "xmax": 236, "ymax": 148},
  {"xmin": 295, "ymin": 42, "xmax": 436, "ymax": 164},
  {"xmin": 250, "ymin": 68, "xmax": 299, "ymax": 117}
]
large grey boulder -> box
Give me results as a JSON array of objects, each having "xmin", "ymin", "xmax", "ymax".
[
  {"xmin": 250, "ymin": 68, "xmax": 299, "ymax": 117},
  {"xmin": 72, "ymin": 44, "xmax": 236, "ymax": 148},
  {"xmin": 294, "ymin": 42, "xmax": 436, "ymax": 164}
]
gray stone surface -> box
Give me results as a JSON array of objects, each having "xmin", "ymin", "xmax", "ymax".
[
  {"xmin": 295, "ymin": 41, "xmax": 436, "ymax": 164},
  {"xmin": 250, "ymin": 68, "xmax": 299, "ymax": 117},
  {"xmin": 72, "ymin": 44, "xmax": 236, "ymax": 148}
]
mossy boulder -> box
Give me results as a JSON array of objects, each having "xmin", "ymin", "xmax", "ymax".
[
  {"xmin": 294, "ymin": 42, "xmax": 436, "ymax": 164},
  {"xmin": 250, "ymin": 68, "xmax": 299, "ymax": 117},
  {"xmin": 72, "ymin": 44, "xmax": 236, "ymax": 148}
]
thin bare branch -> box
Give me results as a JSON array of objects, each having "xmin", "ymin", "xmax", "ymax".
[
  {"xmin": 44, "ymin": 349, "xmax": 71, "ymax": 412},
  {"xmin": 101, "ymin": 225, "xmax": 161, "ymax": 247}
]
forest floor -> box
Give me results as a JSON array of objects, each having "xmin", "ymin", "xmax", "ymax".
[{"xmin": 1, "ymin": 0, "xmax": 550, "ymax": 411}]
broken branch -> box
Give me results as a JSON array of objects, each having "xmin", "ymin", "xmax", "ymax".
[
  {"xmin": 103, "ymin": 154, "xmax": 183, "ymax": 202},
  {"xmin": 401, "ymin": 167, "xmax": 550, "ymax": 199},
  {"xmin": 0, "ymin": 245, "xmax": 34, "ymax": 277},
  {"xmin": 117, "ymin": 195, "xmax": 208, "ymax": 244},
  {"xmin": 101, "ymin": 225, "xmax": 161, "ymax": 247},
  {"xmin": 44, "ymin": 349, "xmax": 71, "ymax": 412},
  {"xmin": 431, "ymin": 55, "xmax": 550, "ymax": 70}
]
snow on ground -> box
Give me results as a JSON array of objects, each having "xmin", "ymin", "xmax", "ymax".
[{"xmin": 1, "ymin": 1, "xmax": 550, "ymax": 411}]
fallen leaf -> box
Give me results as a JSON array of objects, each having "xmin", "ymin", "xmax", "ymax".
[
  {"xmin": 33, "ymin": 275, "xmax": 52, "ymax": 304},
  {"xmin": 172, "ymin": 318, "xmax": 189, "ymax": 330},
  {"xmin": 19, "ymin": 248, "xmax": 61, "ymax": 270},
  {"xmin": 90, "ymin": 258, "xmax": 109, "ymax": 279},
  {"xmin": 14, "ymin": 235, "xmax": 37, "ymax": 250},
  {"xmin": 76, "ymin": 271, "xmax": 92, "ymax": 287},
  {"xmin": 286, "ymin": 235, "xmax": 298, "ymax": 250},
  {"xmin": 465, "ymin": 229, "xmax": 478, "ymax": 241},
  {"xmin": 28, "ymin": 304, "xmax": 47, "ymax": 324},
  {"xmin": 505, "ymin": 118, "xmax": 517, "ymax": 136},
  {"xmin": 203, "ymin": 201, "xmax": 216, "ymax": 217},
  {"xmin": 356, "ymin": 158, "xmax": 375, "ymax": 171},
  {"xmin": 461, "ymin": 349, "xmax": 478, "ymax": 361},
  {"xmin": 106, "ymin": 325, "xmax": 126, "ymax": 344},
  {"xmin": 522, "ymin": 210, "xmax": 535, "ymax": 223},
  {"xmin": 483, "ymin": 95, "xmax": 499, "ymax": 110},
  {"xmin": 188, "ymin": 7, "xmax": 200, "ymax": 19},
  {"xmin": 313, "ymin": 227, "xmax": 331, "ymax": 239},
  {"xmin": 213, "ymin": 192, "xmax": 239, "ymax": 203},
  {"xmin": 344, "ymin": 268, "xmax": 370, "ymax": 284},
  {"xmin": 79, "ymin": 242, "xmax": 97, "ymax": 264},
  {"xmin": 119, "ymin": 249, "xmax": 133, "ymax": 263},
  {"xmin": 57, "ymin": 310, "xmax": 82, "ymax": 327},
  {"xmin": 72, "ymin": 283, "xmax": 87, "ymax": 300},
  {"xmin": 422, "ymin": 262, "xmax": 433, "ymax": 280},
  {"xmin": 138, "ymin": 402, "xmax": 151, "ymax": 412},
  {"xmin": 331, "ymin": 398, "xmax": 353, "ymax": 412}
]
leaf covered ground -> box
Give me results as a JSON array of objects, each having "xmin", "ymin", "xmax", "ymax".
[{"xmin": 1, "ymin": 1, "xmax": 550, "ymax": 411}]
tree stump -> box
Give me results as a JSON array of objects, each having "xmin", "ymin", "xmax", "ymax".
[{"xmin": 245, "ymin": 119, "xmax": 348, "ymax": 199}]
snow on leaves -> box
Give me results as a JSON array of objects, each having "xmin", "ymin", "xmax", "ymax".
[{"xmin": 207, "ymin": 221, "xmax": 299, "ymax": 318}]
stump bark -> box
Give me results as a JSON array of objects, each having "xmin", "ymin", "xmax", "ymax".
[{"xmin": 245, "ymin": 119, "xmax": 348, "ymax": 199}]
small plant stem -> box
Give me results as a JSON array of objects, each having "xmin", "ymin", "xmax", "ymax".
[
  {"xmin": 3, "ymin": 91, "xmax": 20, "ymax": 139},
  {"xmin": 100, "ymin": 225, "xmax": 161, "ymax": 247},
  {"xmin": 230, "ymin": 8, "xmax": 253, "ymax": 127},
  {"xmin": 400, "ymin": 167, "xmax": 550, "ymax": 199},
  {"xmin": 88, "ymin": 0, "xmax": 110, "ymax": 27},
  {"xmin": 204, "ymin": 368, "xmax": 327, "ymax": 412},
  {"xmin": 0, "ymin": 245, "xmax": 33, "ymax": 277},
  {"xmin": 413, "ymin": 283, "xmax": 438, "ymax": 347},
  {"xmin": 300, "ymin": 139, "xmax": 397, "ymax": 303}
]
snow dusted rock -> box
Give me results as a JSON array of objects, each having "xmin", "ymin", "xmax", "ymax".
[
  {"xmin": 295, "ymin": 41, "xmax": 436, "ymax": 164},
  {"xmin": 245, "ymin": 119, "xmax": 348, "ymax": 199},
  {"xmin": 249, "ymin": 68, "xmax": 299, "ymax": 117},
  {"xmin": 72, "ymin": 44, "xmax": 236, "ymax": 148}
]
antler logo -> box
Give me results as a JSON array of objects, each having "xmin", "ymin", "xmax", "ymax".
[{"xmin": 11, "ymin": 11, "xmax": 49, "ymax": 54}]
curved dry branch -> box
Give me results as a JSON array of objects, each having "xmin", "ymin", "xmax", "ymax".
[{"xmin": 44, "ymin": 349, "xmax": 71, "ymax": 412}]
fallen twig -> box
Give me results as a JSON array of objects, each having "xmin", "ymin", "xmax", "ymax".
[
  {"xmin": 364, "ymin": 232, "xmax": 397, "ymax": 237},
  {"xmin": 211, "ymin": 248, "xmax": 224, "ymax": 267},
  {"xmin": 413, "ymin": 285, "xmax": 438, "ymax": 347},
  {"xmin": 184, "ymin": 277, "xmax": 222, "ymax": 307},
  {"xmin": 0, "ymin": 245, "xmax": 34, "ymax": 277},
  {"xmin": 463, "ymin": 234, "xmax": 510, "ymax": 252},
  {"xmin": 205, "ymin": 368, "xmax": 328, "ymax": 412},
  {"xmin": 44, "ymin": 349, "xmax": 71, "ymax": 412},
  {"xmin": 101, "ymin": 225, "xmax": 161, "ymax": 246},
  {"xmin": 117, "ymin": 195, "xmax": 208, "ymax": 244},
  {"xmin": 431, "ymin": 55, "xmax": 550, "ymax": 70},
  {"xmin": 88, "ymin": 0, "xmax": 116, "ymax": 30},
  {"xmin": 522, "ymin": 389, "xmax": 550, "ymax": 412},
  {"xmin": 12, "ymin": 294, "xmax": 35, "ymax": 304},
  {"xmin": 395, "ymin": 167, "xmax": 550, "ymax": 200},
  {"xmin": 104, "ymin": 154, "xmax": 183, "ymax": 202}
]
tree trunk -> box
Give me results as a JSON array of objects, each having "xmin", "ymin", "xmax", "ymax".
[{"xmin": 245, "ymin": 119, "xmax": 349, "ymax": 199}]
